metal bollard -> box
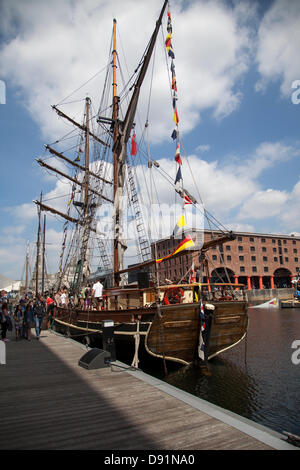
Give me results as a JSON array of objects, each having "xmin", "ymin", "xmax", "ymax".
[{"xmin": 102, "ymin": 319, "xmax": 116, "ymax": 362}]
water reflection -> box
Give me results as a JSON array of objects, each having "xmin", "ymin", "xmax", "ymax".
[{"xmin": 143, "ymin": 307, "xmax": 300, "ymax": 436}]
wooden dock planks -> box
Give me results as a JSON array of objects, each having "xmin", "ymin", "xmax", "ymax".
[{"xmin": 0, "ymin": 328, "xmax": 290, "ymax": 450}]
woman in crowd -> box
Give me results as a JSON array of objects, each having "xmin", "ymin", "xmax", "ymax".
[
  {"xmin": 23, "ymin": 302, "xmax": 35, "ymax": 341},
  {"xmin": 14, "ymin": 304, "xmax": 23, "ymax": 340},
  {"xmin": 1, "ymin": 302, "xmax": 9, "ymax": 342}
]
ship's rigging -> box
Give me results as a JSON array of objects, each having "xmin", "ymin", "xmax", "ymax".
[{"xmin": 33, "ymin": 0, "xmax": 235, "ymax": 295}]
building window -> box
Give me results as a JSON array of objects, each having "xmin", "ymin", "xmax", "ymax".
[
  {"xmin": 296, "ymin": 267, "xmax": 299, "ymax": 272},
  {"xmin": 252, "ymin": 266, "xmax": 257, "ymax": 272},
  {"xmin": 212, "ymin": 255, "xmax": 217, "ymax": 260},
  {"xmin": 239, "ymin": 255, "xmax": 244, "ymax": 261},
  {"xmin": 284, "ymin": 248, "xmax": 288, "ymax": 253},
  {"xmin": 293, "ymin": 240, "xmax": 296, "ymax": 245},
  {"xmin": 226, "ymin": 245, "xmax": 231, "ymax": 251},
  {"xmin": 262, "ymin": 247, "xmax": 267, "ymax": 252},
  {"xmin": 273, "ymin": 247, "xmax": 277, "ymax": 253},
  {"xmin": 295, "ymin": 258, "xmax": 298, "ymax": 262},
  {"xmin": 227, "ymin": 255, "xmax": 231, "ymax": 261},
  {"xmin": 238, "ymin": 246, "xmax": 243, "ymax": 251},
  {"xmin": 238, "ymin": 236, "xmax": 243, "ymax": 241},
  {"xmin": 240, "ymin": 266, "xmax": 245, "ymax": 272},
  {"xmin": 274, "ymin": 257, "xmax": 278, "ymax": 262},
  {"xmin": 272, "ymin": 239, "xmax": 276, "ymax": 244},
  {"xmin": 283, "ymin": 239, "xmax": 287, "ymax": 244},
  {"xmin": 261, "ymin": 238, "xmax": 266, "ymax": 243},
  {"xmin": 285, "ymin": 257, "xmax": 289, "ymax": 262},
  {"xmin": 250, "ymin": 246, "xmax": 255, "ymax": 252},
  {"xmin": 250, "ymin": 237, "xmax": 254, "ymax": 242},
  {"xmin": 251, "ymin": 256, "xmax": 256, "ymax": 261},
  {"xmin": 264, "ymin": 267, "xmax": 269, "ymax": 272},
  {"xmin": 294, "ymin": 249, "xmax": 298, "ymax": 253}
]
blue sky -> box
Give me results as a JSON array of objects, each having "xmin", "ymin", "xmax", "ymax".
[{"xmin": 0, "ymin": 0, "xmax": 300, "ymax": 281}]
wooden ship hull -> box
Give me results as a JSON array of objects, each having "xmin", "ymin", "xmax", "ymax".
[
  {"xmin": 52, "ymin": 285, "xmax": 248, "ymax": 367},
  {"xmin": 34, "ymin": 2, "xmax": 249, "ymax": 371}
]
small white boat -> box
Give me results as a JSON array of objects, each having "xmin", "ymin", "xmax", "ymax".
[{"xmin": 249, "ymin": 298, "xmax": 279, "ymax": 309}]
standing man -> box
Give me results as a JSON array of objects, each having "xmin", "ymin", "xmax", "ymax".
[
  {"xmin": 33, "ymin": 295, "xmax": 46, "ymax": 340},
  {"xmin": 92, "ymin": 279, "xmax": 103, "ymax": 310}
]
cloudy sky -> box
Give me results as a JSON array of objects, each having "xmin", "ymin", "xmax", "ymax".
[{"xmin": 0, "ymin": 0, "xmax": 300, "ymax": 280}]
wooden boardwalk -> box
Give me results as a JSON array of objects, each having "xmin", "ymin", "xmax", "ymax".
[{"xmin": 0, "ymin": 328, "xmax": 295, "ymax": 451}]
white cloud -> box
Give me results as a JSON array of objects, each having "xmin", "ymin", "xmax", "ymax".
[
  {"xmin": 255, "ymin": 0, "xmax": 300, "ymax": 97},
  {"xmin": 196, "ymin": 144, "xmax": 210, "ymax": 153},
  {"xmin": 0, "ymin": 0, "xmax": 255, "ymax": 144},
  {"xmin": 238, "ymin": 188, "xmax": 289, "ymax": 220}
]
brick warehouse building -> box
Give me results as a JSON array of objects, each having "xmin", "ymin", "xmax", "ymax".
[{"xmin": 152, "ymin": 230, "xmax": 300, "ymax": 290}]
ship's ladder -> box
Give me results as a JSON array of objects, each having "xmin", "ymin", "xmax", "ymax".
[{"xmin": 126, "ymin": 161, "xmax": 152, "ymax": 262}]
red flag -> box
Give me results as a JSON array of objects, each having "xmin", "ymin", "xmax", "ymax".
[
  {"xmin": 131, "ymin": 132, "xmax": 137, "ymax": 156},
  {"xmin": 184, "ymin": 193, "xmax": 192, "ymax": 206},
  {"xmin": 174, "ymin": 143, "xmax": 182, "ymax": 165}
]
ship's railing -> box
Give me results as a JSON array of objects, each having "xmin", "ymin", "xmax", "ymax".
[{"xmin": 157, "ymin": 282, "xmax": 246, "ymax": 302}]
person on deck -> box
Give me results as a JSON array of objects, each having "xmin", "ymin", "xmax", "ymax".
[{"xmin": 92, "ymin": 280, "xmax": 103, "ymax": 310}]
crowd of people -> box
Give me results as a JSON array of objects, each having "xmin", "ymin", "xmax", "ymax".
[
  {"xmin": 0, "ymin": 294, "xmax": 47, "ymax": 342},
  {"xmin": 0, "ymin": 279, "xmax": 104, "ymax": 342}
]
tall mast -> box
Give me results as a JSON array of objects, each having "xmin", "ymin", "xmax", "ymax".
[
  {"xmin": 84, "ymin": 97, "xmax": 90, "ymax": 216},
  {"xmin": 112, "ymin": 1, "xmax": 168, "ymax": 285},
  {"xmin": 35, "ymin": 192, "xmax": 42, "ymax": 296},
  {"xmin": 41, "ymin": 213, "xmax": 46, "ymax": 295},
  {"xmin": 112, "ymin": 18, "xmax": 124, "ymax": 286},
  {"xmin": 78, "ymin": 97, "xmax": 92, "ymax": 290},
  {"xmin": 25, "ymin": 241, "xmax": 30, "ymax": 292}
]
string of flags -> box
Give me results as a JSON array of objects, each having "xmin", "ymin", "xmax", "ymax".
[
  {"xmin": 166, "ymin": 8, "xmax": 179, "ymax": 141},
  {"xmin": 166, "ymin": 5, "xmax": 192, "ymax": 209}
]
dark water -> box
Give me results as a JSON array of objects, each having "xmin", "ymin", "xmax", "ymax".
[{"xmin": 142, "ymin": 307, "xmax": 300, "ymax": 437}]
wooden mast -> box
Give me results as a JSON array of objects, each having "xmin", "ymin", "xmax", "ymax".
[
  {"xmin": 79, "ymin": 96, "xmax": 92, "ymax": 289},
  {"xmin": 41, "ymin": 213, "xmax": 46, "ymax": 295},
  {"xmin": 84, "ymin": 97, "xmax": 90, "ymax": 217},
  {"xmin": 112, "ymin": 1, "xmax": 168, "ymax": 286},
  {"xmin": 25, "ymin": 241, "xmax": 30, "ymax": 293},
  {"xmin": 112, "ymin": 18, "xmax": 120, "ymax": 286},
  {"xmin": 35, "ymin": 192, "xmax": 42, "ymax": 296}
]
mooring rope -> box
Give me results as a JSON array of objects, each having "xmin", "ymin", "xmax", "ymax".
[{"xmin": 131, "ymin": 321, "xmax": 141, "ymax": 369}]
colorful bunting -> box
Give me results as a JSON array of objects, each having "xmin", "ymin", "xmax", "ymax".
[
  {"xmin": 131, "ymin": 131, "xmax": 137, "ymax": 156},
  {"xmin": 172, "ymin": 214, "xmax": 186, "ymax": 238},
  {"xmin": 156, "ymin": 234, "xmax": 195, "ymax": 263},
  {"xmin": 174, "ymin": 143, "xmax": 182, "ymax": 165},
  {"xmin": 171, "ymin": 129, "xmax": 177, "ymax": 140},
  {"xmin": 174, "ymin": 165, "xmax": 182, "ymax": 185},
  {"xmin": 198, "ymin": 301, "xmax": 206, "ymax": 360},
  {"xmin": 184, "ymin": 193, "xmax": 193, "ymax": 206},
  {"xmin": 174, "ymin": 107, "xmax": 179, "ymax": 124}
]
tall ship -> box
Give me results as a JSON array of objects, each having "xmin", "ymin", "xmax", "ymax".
[{"xmin": 34, "ymin": 0, "xmax": 248, "ymax": 369}]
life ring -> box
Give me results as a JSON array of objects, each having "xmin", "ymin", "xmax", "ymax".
[{"xmin": 163, "ymin": 287, "xmax": 184, "ymax": 305}]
